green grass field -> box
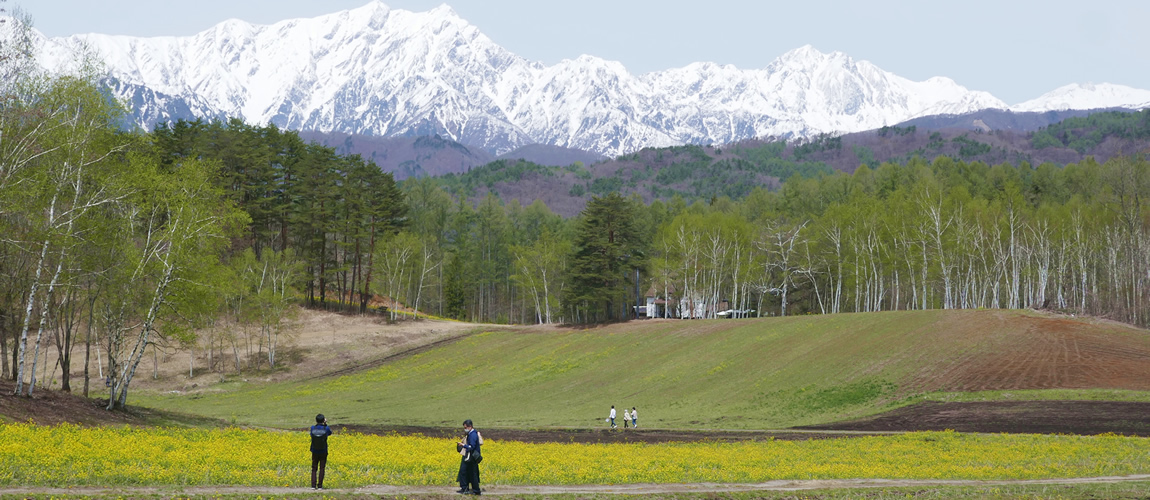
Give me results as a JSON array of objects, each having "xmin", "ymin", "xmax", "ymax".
[{"xmin": 133, "ymin": 309, "xmax": 1150, "ymax": 429}]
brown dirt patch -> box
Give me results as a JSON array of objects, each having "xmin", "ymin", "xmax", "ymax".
[
  {"xmin": 799, "ymin": 400, "xmax": 1150, "ymax": 436},
  {"xmin": 906, "ymin": 310, "xmax": 1150, "ymax": 394},
  {"xmin": 186, "ymin": 311, "xmax": 483, "ymax": 388},
  {"xmin": 28, "ymin": 309, "xmax": 486, "ymax": 397},
  {"xmin": 0, "ymin": 378, "xmax": 219, "ymax": 427},
  {"xmin": 0, "ymin": 378, "xmax": 138, "ymax": 426},
  {"xmin": 335, "ymin": 424, "xmax": 887, "ymax": 443}
]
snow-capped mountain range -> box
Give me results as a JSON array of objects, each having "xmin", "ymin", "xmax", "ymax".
[{"xmin": 33, "ymin": 1, "xmax": 1150, "ymax": 157}]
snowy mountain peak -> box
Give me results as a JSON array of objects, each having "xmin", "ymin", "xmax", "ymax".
[
  {"xmin": 287, "ymin": 1, "xmax": 392, "ymax": 27},
  {"xmin": 426, "ymin": 3, "xmax": 461, "ymax": 17},
  {"xmin": 770, "ymin": 45, "xmax": 854, "ymax": 70},
  {"xmin": 776, "ymin": 44, "xmax": 824, "ymax": 62},
  {"xmin": 350, "ymin": 1, "xmax": 393, "ymax": 25},
  {"xmin": 923, "ymin": 76, "xmax": 959, "ymax": 86},
  {"xmin": 34, "ymin": 3, "xmax": 1150, "ymax": 157},
  {"xmin": 215, "ymin": 18, "xmax": 253, "ymax": 32},
  {"xmin": 1011, "ymin": 82, "xmax": 1150, "ymax": 112}
]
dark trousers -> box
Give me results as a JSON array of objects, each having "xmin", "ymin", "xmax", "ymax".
[
  {"xmin": 311, "ymin": 452, "xmax": 328, "ymax": 488},
  {"xmin": 458, "ymin": 458, "xmax": 480, "ymax": 492}
]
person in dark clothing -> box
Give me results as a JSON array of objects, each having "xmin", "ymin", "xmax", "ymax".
[
  {"xmin": 456, "ymin": 419, "xmax": 482, "ymax": 495},
  {"xmin": 309, "ymin": 413, "xmax": 333, "ymax": 489}
]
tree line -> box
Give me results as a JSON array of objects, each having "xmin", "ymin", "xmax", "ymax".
[{"xmin": 392, "ymin": 153, "xmax": 1150, "ymax": 330}]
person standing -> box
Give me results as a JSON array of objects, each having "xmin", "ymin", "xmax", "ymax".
[
  {"xmin": 457, "ymin": 419, "xmax": 482, "ymax": 495},
  {"xmin": 309, "ymin": 413, "xmax": 333, "ymax": 489},
  {"xmin": 608, "ymin": 405, "xmax": 617, "ymax": 429},
  {"xmin": 631, "ymin": 407, "xmax": 638, "ymax": 428}
]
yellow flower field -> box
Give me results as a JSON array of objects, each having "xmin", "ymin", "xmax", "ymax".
[{"xmin": 1, "ymin": 424, "xmax": 1148, "ymax": 487}]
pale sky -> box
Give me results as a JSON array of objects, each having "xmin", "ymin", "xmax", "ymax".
[{"xmin": 19, "ymin": 0, "xmax": 1150, "ymax": 105}]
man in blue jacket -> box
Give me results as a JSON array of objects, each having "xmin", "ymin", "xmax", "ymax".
[
  {"xmin": 310, "ymin": 413, "xmax": 333, "ymax": 489},
  {"xmin": 457, "ymin": 419, "xmax": 482, "ymax": 495}
]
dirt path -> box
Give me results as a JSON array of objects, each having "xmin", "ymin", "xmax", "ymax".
[
  {"xmin": 301, "ymin": 331, "xmax": 475, "ymax": 381},
  {"xmin": 6, "ymin": 475, "xmax": 1150, "ymax": 497}
]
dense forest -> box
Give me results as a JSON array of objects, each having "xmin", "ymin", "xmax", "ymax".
[
  {"xmin": 156, "ymin": 121, "xmax": 1150, "ymax": 331},
  {"xmin": 400, "ymin": 152, "xmax": 1150, "ymax": 329},
  {"xmin": 4, "ymin": 18, "xmax": 1150, "ymax": 400}
]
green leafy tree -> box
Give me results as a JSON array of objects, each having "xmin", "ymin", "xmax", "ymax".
[
  {"xmin": 104, "ymin": 152, "xmax": 248, "ymax": 408},
  {"xmin": 443, "ymin": 251, "xmax": 469, "ymax": 320},
  {"xmin": 511, "ymin": 228, "xmax": 570, "ymax": 324},
  {"xmin": 564, "ymin": 192, "xmax": 645, "ymax": 322}
]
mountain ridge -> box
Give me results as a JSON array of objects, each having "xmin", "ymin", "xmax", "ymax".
[{"xmin": 30, "ymin": 2, "xmax": 1150, "ymax": 157}]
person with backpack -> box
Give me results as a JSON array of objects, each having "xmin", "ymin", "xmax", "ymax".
[
  {"xmin": 456, "ymin": 419, "xmax": 482, "ymax": 495},
  {"xmin": 309, "ymin": 413, "xmax": 333, "ymax": 489}
]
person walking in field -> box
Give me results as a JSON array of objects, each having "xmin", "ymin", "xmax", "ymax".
[
  {"xmin": 456, "ymin": 419, "xmax": 483, "ymax": 495},
  {"xmin": 309, "ymin": 413, "xmax": 333, "ymax": 490},
  {"xmin": 631, "ymin": 407, "xmax": 637, "ymax": 428},
  {"xmin": 608, "ymin": 405, "xmax": 617, "ymax": 429},
  {"xmin": 623, "ymin": 408, "xmax": 630, "ymax": 428}
]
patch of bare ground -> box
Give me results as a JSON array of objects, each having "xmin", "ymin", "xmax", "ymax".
[
  {"xmin": 798, "ymin": 400, "xmax": 1150, "ymax": 436},
  {"xmin": 335, "ymin": 424, "xmax": 891, "ymax": 443},
  {"xmin": 28, "ymin": 308, "xmax": 490, "ymax": 397},
  {"xmin": 905, "ymin": 310, "xmax": 1150, "ymax": 394},
  {"xmin": 178, "ymin": 310, "xmax": 484, "ymax": 389},
  {"xmin": 0, "ymin": 378, "xmax": 220, "ymax": 427}
]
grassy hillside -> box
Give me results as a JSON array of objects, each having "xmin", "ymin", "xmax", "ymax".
[{"xmin": 133, "ymin": 309, "xmax": 1150, "ymax": 430}]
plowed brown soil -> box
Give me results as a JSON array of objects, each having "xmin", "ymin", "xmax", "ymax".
[
  {"xmin": 799, "ymin": 400, "xmax": 1150, "ymax": 436},
  {"xmin": 337, "ymin": 423, "xmax": 888, "ymax": 443},
  {"xmin": 906, "ymin": 311, "xmax": 1150, "ymax": 394}
]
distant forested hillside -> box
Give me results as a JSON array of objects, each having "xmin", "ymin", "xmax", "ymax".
[
  {"xmin": 1030, "ymin": 110, "xmax": 1150, "ymax": 152},
  {"xmin": 421, "ymin": 109, "xmax": 1150, "ymax": 217},
  {"xmin": 896, "ymin": 108, "xmax": 1118, "ymax": 133}
]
